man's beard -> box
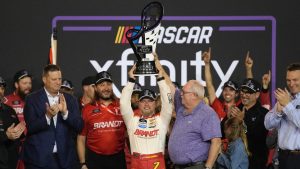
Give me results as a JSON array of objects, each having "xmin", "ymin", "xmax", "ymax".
[
  {"xmin": 17, "ymin": 89, "xmax": 29, "ymax": 100},
  {"xmin": 96, "ymin": 91, "xmax": 113, "ymax": 101},
  {"xmin": 141, "ymin": 109, "xmax": 155, "ymax": 117}
]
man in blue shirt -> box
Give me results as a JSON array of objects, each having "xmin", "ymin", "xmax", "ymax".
[
  {"xmin": 168, "ymin": 80, "xmax": 222, "ymax": 169},
  {"xmin": 265, "ymin": 63, "xmax": 300, "ymax": 169}
]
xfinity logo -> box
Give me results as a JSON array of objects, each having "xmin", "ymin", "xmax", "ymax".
[
  {"xmin": 52, "ymin": 16, "xmax": 276, "ymax": 104},
  {"xmin": 90, "ymin": 48, "xmax": 239, "ymax": 97}
]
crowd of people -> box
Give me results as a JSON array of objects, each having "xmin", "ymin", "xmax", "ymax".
[{"xmin": 0, "ymin": 51, "xmax": 299, "ymax": 169}]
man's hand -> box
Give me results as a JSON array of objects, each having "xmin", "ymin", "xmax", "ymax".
[
  {"xmin": 274, "ymin": 88, "xmax": 291, "ymax": 107},
  {"xmin": 6, "ymin": 122, "xmax": 25, "ymax": 140},
  {"xmin": 244, "ymin": 51, "xmax": 253, "ymax": 70},
  {"xmin": 275, "ymin": 102, "xmax": 284, "ymax": 113},
  {"xmin": 128, "ymin": 64, "xmax": 136, "ymax": 79},
  {"xmin": 202, "ymin": 47, "xmax": 211, "ymax": 64},
  {"xmin": 58, "ymin": 94, "xmax": 68, "ymax": 115},
  {"xmin": 46, "ymin": 103, "xmax": 59, "ymax": 118},
  {"xmin": 262, "ymin": 70, "xmax": 271, "ymax": 90},
  {"xmin": 230, "ymin": 106, "xmax": 245, "ymax": 121}
]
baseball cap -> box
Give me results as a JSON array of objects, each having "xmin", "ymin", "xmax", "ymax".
[
  {"xmin": 61, "ymin": 79, "xmax": 73, "ymax": 90},
  {"xmin": 240, "ymin": 78, "xmax": 261, "ymax": 93},
  {"xmin": 133, "ymin": 82, "xmax": 142, "ymax": 94},
  {"xmin": 14, "ymin": 69, "xmax": 31, "ymax": 83},
  {"xmin": 223, "ymin": 80, "xmax": 238, "ymax": 91},
  {"xmin": 95, "ymin": 71, "xmax": 112, "ymax": 84},
  {"xmin": 82, "ymin": 76, "xmax": 96, "ymax": 86},
  {"xmin": 139, "ymin": 89, "xmax": 156, "ymax": 101},
  {"xmin": 0, "ymin": 76, "xmax": 6, "ymax": 87}
]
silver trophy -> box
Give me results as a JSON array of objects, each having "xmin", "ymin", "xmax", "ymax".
[{"xmin": 126, "ymin": 1, "xmax": 163, "ymax": 76}]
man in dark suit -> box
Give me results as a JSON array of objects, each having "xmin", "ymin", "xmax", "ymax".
[{"xmin": 23, "ymin": 64, "xmax": 83, "ymax": 169}]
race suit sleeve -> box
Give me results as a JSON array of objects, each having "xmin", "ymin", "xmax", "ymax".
[
  {"xmin": 158, "ymin": 79, "xmax": 173, "ymax": 128},
  {"xmin": 120, "ymin": 82, "xmax": 135, "ymax": 127}
]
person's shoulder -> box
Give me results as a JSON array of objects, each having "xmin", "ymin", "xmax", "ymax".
[
  {"xmin": 256, "ymin": 103, "xmax": 269, "ymax": 114},
  {"xmin": 4, "ymin": 93, "xmax": 13, "ymax": 100},
  {"xmin": 26, "ymin": 88, "xmax": 44, "ymax": 99},
  {"xmin": 62, "ymin": 92, "xmax": 77, "ymax": 101},
  {"xmin": 1, "ymin": 103, "xmax": 16, "ymax": 113}
]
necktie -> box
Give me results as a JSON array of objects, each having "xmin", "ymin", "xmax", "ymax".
[{"xmin": 50, "ymin": 117, "xmax": 55, "ymax": 130}]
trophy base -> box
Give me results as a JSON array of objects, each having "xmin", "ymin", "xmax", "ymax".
[{"xmin": 134, "ymin": 61, "xmax": 158, "ymax": 76}]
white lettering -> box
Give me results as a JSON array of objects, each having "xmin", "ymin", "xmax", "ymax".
[
  {"xmin": 93, "ymin": 121, "xmax": 123, "ymax": 129},
  {"xmin": 91, "ymin": 49, "xmax": 239, "ymax": 98}
]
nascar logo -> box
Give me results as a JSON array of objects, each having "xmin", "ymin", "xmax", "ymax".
[{"xmin": 115, "ymin": 26, "xmax": 213, "ymax": 44}]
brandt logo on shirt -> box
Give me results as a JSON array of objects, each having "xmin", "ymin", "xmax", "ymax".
[
  {"xmin": 93, "ymin": 121, "xmax": 123, "ymax": 129},
  {"xmin": 134, "ymin": 129, "xmax": 159, "ymax": 138},
  {"xmin": 13, "ymin": 107, "xmax": 23, "ymax": 114}
]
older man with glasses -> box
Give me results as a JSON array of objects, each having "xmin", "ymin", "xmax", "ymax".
[{"xmin": 168, "ymin": 80, "xmax": 222, "ymax": 169}]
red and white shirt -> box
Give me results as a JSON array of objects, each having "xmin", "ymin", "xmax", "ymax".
[
  {"xmin": 4, "ymin": 92, "xmax": 25, "ymax": 122},
  {"xmin": 120, "ymin": 80, "xmax": 173, "ymax": 155}
]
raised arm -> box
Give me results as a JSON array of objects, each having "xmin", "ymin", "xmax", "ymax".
[
  {"xmin": 260, "ymin": 70, "xmax": 271, "ymax": 110},
  {"xmin": 154, "ymin": 52, "xmax": 175, "ymax": 95},
  {"xmin": 245, "ymin": 51, "xmax": 253, "ymax": 79},
  {"xmin": 120, "ymin": 65, "xmax": 135, "ymax": 125},
  {"xmin": 203, "ymin": 47, "xmax": 217, "ymax": 105},
  {"xmin": 157, "ymin": 70, "xmax": 173, "ymax": 126}
]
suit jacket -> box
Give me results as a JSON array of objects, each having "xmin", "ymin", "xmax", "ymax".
[{"xmin": 22, "ymin": 88, "xmax": 83, "ymax": 168}]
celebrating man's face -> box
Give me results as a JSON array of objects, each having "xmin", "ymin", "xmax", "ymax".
[
  {"xmin": 286, "ymin": 70, "xmax": 300, "ymax": 95},
  {"xmin": 16, "ymin": 77, "xmax": 32, "ymax": 97},
  {"xmin": 95, "ymin": 81, "xmax": 113, "ymax": 100}
]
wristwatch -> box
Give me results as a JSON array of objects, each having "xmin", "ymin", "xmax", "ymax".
[{"xmin": 204, "ymin": 166, "xmax": 211, "ymax": 169}]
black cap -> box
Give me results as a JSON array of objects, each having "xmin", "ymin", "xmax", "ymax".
[
  {"xmin": 139, "ymin": 89, "xmax": 156, "ymax": 101},
  {"xmin": 133, "ymin": 82, "xmax": 142, "ymax": 94},
  {"xmin": 61, "ymin": 79, "xmax": 73, "ymax": 90},
  {"xmin": 82, "ymin": 76, "xmax": 96, "ymax": 86},
  {"xmin": 14, "ymin": 69, "xmax": 31, "ymax": 83},
  {"xmin": 0, "ymin": 76, "xmax": 6, "ymax": 87},
  {"xmin": 95, "ymin": 71, "xmax": 112, "ymax": 84},
  {"xmin": 240, "ymin": 78, "xmax": 261, "ymax": 93},
  {"xmin": 223, "ymin": 80, "xmax": 238, "ymax": 91}
]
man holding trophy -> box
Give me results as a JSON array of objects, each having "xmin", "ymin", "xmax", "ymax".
[
  {"xmin": 120, "ymin": 63, "xmax": 173, "ymax": 169},
  {"xmin": 121, "ymin": 3, "xmax": 174, "ymax": 169}
]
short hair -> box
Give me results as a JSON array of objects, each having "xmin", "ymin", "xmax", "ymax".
[
  {"xmin": 188, "ymin": 80, "xmax": 205, "ymax": 98},
  {"xmin": 43, "ymin": 64, "xmax": 61, "ymax": 77},
  {"xmin": 287, "ymin": 63, "xmax": 300, "ymax": 71}
]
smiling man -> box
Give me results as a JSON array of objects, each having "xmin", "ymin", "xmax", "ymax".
[
  {"xmin": 5, "ymin": 69, "xmax": 32, "ymax": 123},
  {"xmin": 238, "ymin": 78, "xmax": 269, "ymax": 169},
  {"xmin": 120, "ymin": 65, "xmax": 173, "ymax": 169},
  {"xmin": 265, "ymin": 63, "xmax": 300, "ymax": 169}
]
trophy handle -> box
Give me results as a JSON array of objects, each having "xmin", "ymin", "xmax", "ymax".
[{"xmin": 126, "ymin": 29, "xmax": 143, "ymax": 62}]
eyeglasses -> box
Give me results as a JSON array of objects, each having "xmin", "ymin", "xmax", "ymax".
[
  {"xmin": 181, "ymin": 90, "xmax": 194, "ymax": 95},
  {"xmin": 240, "ymin": 90, "xmax": 254, "ymax": 97}
]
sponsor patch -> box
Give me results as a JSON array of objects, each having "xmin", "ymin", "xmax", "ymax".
[
  {"xmin": 92, "ymin": 109, "xmax": 101, "ymax": 113},
  {"xmin": 12, "ymin": 100, "xmax": 21, "ymax": 105},
  {"xmin": 138, "ymin": 118, "xmax": 147, "ymax": 128},
  {"xmin": 148, "ymin": 118, "xmax": 157, "ymax": 128}
]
